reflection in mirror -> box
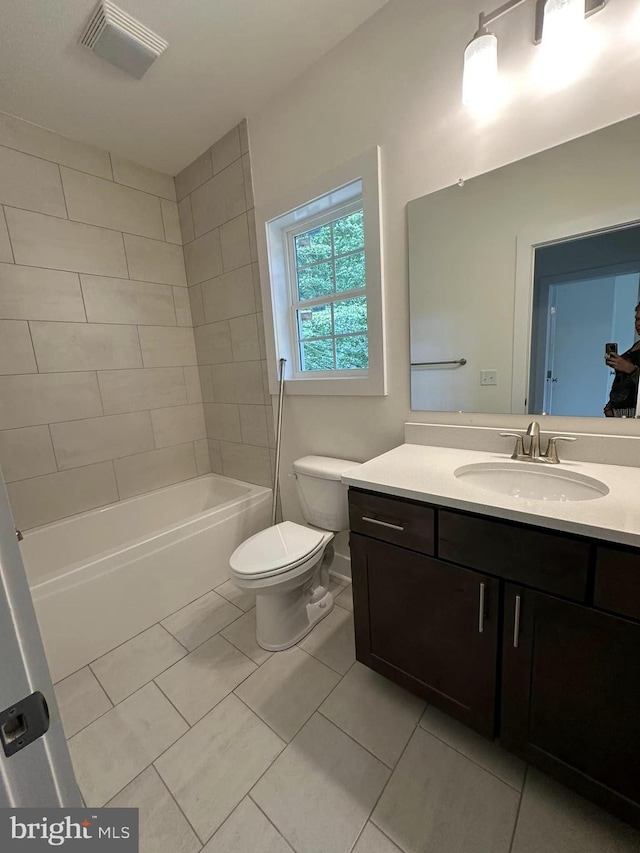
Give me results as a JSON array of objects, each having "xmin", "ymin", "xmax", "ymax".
[{"xmin": 408, "ymin": 114, "xmax": 640, "ymax": 418}]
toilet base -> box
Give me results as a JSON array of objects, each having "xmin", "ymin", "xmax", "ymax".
[{"xmin": 256, "ymin": 586, "xmax": 334, "ymax": 651}]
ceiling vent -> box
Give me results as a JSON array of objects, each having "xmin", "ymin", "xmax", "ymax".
[{"xmin": 79, "ymin": 1, "xmax": 168, "ymax": 79}]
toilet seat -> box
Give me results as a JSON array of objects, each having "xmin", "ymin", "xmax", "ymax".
[{"xmin": 230, "ymin": 521, "xmax": 327, "ymax": 580}]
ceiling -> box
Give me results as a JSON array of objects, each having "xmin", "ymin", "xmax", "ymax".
[{"xmin": 0, "ymin": 0, "xmax": 390, "ymax": 175}]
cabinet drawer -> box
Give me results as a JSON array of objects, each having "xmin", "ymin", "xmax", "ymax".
[
  {"xmin": 439, "ymin": 510, "xmax": 590, "ymax": 601},
  {"xmin": 349, "ymin": 489, "xmax": 435, "ymax": 556},
  {"xmin": 594, "ymin": 546, "xmax": 640, "ymax": 622}
]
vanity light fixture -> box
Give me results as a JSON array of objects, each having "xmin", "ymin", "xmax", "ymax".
[{"xmin": 462, "ymin": 0, "xmax": 607, "ymax": 107}]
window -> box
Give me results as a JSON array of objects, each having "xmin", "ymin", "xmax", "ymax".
[{"xmin": 258, "ymin": 148, "xmax": 385, "ymax": 396}]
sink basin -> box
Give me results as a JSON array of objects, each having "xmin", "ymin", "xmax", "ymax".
[{"xmin": 454, "ymin": 461, "xmax": 609, "ymax": 502}]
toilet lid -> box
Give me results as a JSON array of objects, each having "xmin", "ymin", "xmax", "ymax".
[{"xmin": 230, "ymin": 521, "xmax": 326, "ymax": 577}]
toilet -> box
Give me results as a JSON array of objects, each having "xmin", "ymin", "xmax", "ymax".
[{"xmin": 229, "ymin": 456, "xmax": 360, "ymax": 651}]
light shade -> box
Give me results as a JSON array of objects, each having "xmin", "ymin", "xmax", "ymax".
[
  {"xmin": 462, "ymin": 31, "xmax": 498, "ymax": 107},
  {"xmin": 542, "ymin": 0, "xmax": 586, "ymax": 47}
]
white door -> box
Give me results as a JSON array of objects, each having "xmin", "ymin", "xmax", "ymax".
[{"xmin": 0, "ymin": 468, "xmax": 81, "ymax": 807}]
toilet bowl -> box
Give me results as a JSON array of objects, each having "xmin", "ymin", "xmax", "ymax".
[{"xmin": 229, "ymin": 456, "xmax": 360, "ymax": 651}]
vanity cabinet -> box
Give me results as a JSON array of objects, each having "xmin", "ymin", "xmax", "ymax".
[{"xmin": 349, "ymin": 487, "xmax": 640, "ymax": 828}]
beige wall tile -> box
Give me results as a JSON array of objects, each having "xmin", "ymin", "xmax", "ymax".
[
  {"xmin": 0, "ymin": 146, "xmax": 66, "ymax": 217},
  {"xmin": 161, "ymin": 199, "xmax": 181, "ymax": 244},
  {"xmin": 220, "ymin": 441, "xmax": 271, "ymax": 487},
  {"xmin": 208, "ymin": 439, "xmax": 223, "ymax": 474},
  {"xmin": 0, "ymin": 426, "xmax": 57, "ymax": 482},
  {"xmin": 230, "ymin": 314, "xmax": 260, "ymax": 362},
  {"xmin": 177, "ymin": 197, "xmax": 194, "ymax": 244},
  {"xmin": 0, "ymin": 112, "xmax": 112, "ymax": 179},
  {"xmin": 239, "ymin": 405, "xmax": 269, "ymax": 447},
  {"xmin": 139, "ymin": 326, "xmax": 197, "ymax": 368},
  {"xmin": 0, "ymin": 209, "xmax": 12, "ymax": 262},
  {"xmin": 194, "ymin": 439, "xmax": 211, "ymax": 475},
  {"xmin": 114, "ymin": 444, "xmax": 197, "ymax": 499},
  {"xmin": 7, "ymin": 461, "xmax": 118, "ymax": 529},
  {"xmin": 183, "ymin": 366, "xmax": 203, "ymax": 403},
  {"xmin": 30, "ymin": 321, "xmax": 142, "ymax": 372},
  {"xmin": 191, "ymin": 160, "xmax": 246, "ymax": 238},
  {"xmin": 151, "ymin": 404, "xmax": 206, "ymax": 448},
  {"xmin": 242, "ymin": 153, "xmax": 254, "ymax": 209},
  {"xmin": 257, "ymin": 312, "xmax": 266, "ymax": 359},
  {"xmin": 239, "ymin": 120, "xmax": 249, "ymax": 156},
  {"xmin": 173, "ymin": 286, "xmax": 192, "ymax": 326},
  {"xmin": 61, "ymin": 167, "xmax": 164, "ymax": 240},
  {"xmin": 201, "ymin": 265, "xmax": 255, "ymax": 323},
  {"xmin": 0, "ymin": 263, "xmax": 85, "ymax": 321},
  {"xmin": 124, "ymin": 234, "xmax": 187, "ymax": 287},
  {"xmin": 247, "ymin": 208, "xmax": 258, "ymax": 263},
  {"xmin": 198, "ymin": 365, "xmax": 214, "ymax": 403},
  {"xmin": 5, "ymin": 207, "xmax": 128, "ymax": 277},
  {"xmin": 220, "ymin": 214, "xmax": 251, "ymax": 272},
  {"xmin": 204, "ymin": 403, "xmax": 241, "ymax": 442},
  {"xmin": 184, "ymin": 229, "xmax": 223, "ymax": 285},
  {"xmin": 252, "ymin": 262, "xmax": 262, "ymax": 312},
  {"xmin": 110, "ymin": 156, "xmax": 176, "ymax": 201},
  {"xmin": 50, "ymin": 411, "xmax": 154, "ymax": 470},
  {"xmin": 81, "ymin": 276, "xmax": 176, "ymax": 326},
  {"xmin": 0, "ymin": 372, "xmax": 102, "ymax": 430},
  {"xmin": 211, "ymin": 361, "xmax": 264, "ymax": 404},
  {"xmin": 211, "ymin": 127, "xmax": 241, "ymax": 175},
  {"xmin": 188, "ymin": 284, "xmax": 205, "ymax": 326},
  {"xmin": 195, "ymin": 321, "xmax": 232, "ymax": 365},
  {"xmin": 0, "ymin": 320, "xmax": 37, "ymax": 374},
  {"xmin": 98, "ymin": 367, "xmax": 187, "ymax": 414},
  {"xmin": 175, "ymin": 150, "xmax": 212, "ymax": 201}
]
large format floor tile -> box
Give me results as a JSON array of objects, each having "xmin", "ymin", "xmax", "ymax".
[
  {"xmin": 91, "ymin": 624, "xmax": 187, "ymax": 704},
  {"xmin": 320, "ymin": 662, "xmax": 425, "ymax": 768},
  {"xmin": 334, "ymin": 584, "xmax": 353, "ymax": 612},
  {"xmin": 419, "ymin": 705, "xmax": 526, "ymax": 791},
  {"xmin": 54, "ymin": 666, "xmax": 112, "ymax": 738},
  {"xmin": 201, "ymin": 798, "xmax": 293, "ymax": 853},
  {"xmin": 298, "ymin": 606, "xmax": 356, "ymax": 675},
  {"xmin": 161, "ymin": 590, "xmax": 243, "ymax": 651},
  {"xmin": 155, "ymin": 634, "xmax": 256, "ymax": 724},
  {"xmin": 221, "ymin": 608, "xmax": 273, "ymax": 666},
  {"xmin": 235, "ymin": 647, "xmax": 340, "ymax": 742},
  {"xmin": 252, "ymin": 712, "xmax": 390, "ymax": 853},
  {"xmin": 107, "ymin": 766, "xmax": 201, "ymax": 853},
  {"xmin": 352, "ymin": 823, "xmax": 403, "ymax": 853},
  {"xmin": 511, "ymin": 769, "xmax": 640, "ymax": 853},
  {"xmin": 372, "ymin": 727, "xmax": 520, "ymax": 853},
  {"xmin": 68, "ymin": 682, "xmax": 188, "ymax": 806},
  {"xmin": 215, "ymin": 578, "xmax": 256, "ymax": 612},
  {"xmin": 155, "ymin": 694, "xmax": 284, "ymax": 843}
]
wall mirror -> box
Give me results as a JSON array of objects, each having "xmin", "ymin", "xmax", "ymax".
[{"xmin": 408, "ymin": 114, "xmax": 640, "ymax": 417}]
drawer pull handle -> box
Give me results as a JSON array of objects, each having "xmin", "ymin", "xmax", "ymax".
[
  {"xmin": 478, "ymin": 582, "xmax": 486, "ymax": 634},
  {"xmin": 361, "ymin": 516, "xmax": 405, "ymax": 532},
  {"xmin": 513, "ymin": 595, "xmax": 521, "ymax": 648}
]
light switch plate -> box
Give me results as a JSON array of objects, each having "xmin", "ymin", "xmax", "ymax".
[{"xmin": 480, "ymin": 370, "xmax": 497, "ymax": 386}]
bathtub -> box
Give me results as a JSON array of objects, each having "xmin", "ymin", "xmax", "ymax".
[{"xmin": 20, "ymin": 474, "xmax": 271, "ymax": 683}]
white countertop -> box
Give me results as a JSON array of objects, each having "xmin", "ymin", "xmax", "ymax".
[{"xmin": 342, "ymin": 444, "xmax": 640, "ymax": 548}]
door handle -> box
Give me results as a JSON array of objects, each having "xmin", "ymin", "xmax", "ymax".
[
  {"xmin": 478, "ymin": 582, "xmax": 486, "ymax": 634},
  {"xmin": 361, "ymin": 516, "xmax": 405, "ymax": 532},
  {"xmin": 513, "ymin": 595, "xmax": 521, "ymax": 648}
]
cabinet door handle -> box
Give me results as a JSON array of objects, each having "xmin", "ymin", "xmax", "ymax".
[
  {"xmin": 478, "ymin": 582, "xmax": 486, "ymax": 633},
  {"xmin": 513, "ymin": 595, "xmax": 521, "ymax": 648},
  {"xmin": 361, "ymin": 516, "xmax": 405, "ymax": 532}
]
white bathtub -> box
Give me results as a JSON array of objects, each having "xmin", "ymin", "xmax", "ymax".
[{"xmin": 20, "ymin": 474, "xmax": 271, "ymax": 683}]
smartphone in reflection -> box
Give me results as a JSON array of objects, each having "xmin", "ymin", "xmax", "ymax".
[{"xmin": 605, "ymin": 342, "xmax": 618, "ymax": 362}]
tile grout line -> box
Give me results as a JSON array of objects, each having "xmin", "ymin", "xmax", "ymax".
[
  {"xmin": 149, "ymin": 763, "xmax": 204, "ymax": 849},
  {"xmin": 246, "ymin": 794, "xmax": 296, "ymax": 852},
  {"xmin": 1, "ymin": 204, "xmax": 15, "ymax": 263},
  {"xmin": 508, "ymin": 764, "xmax": 528, "ymax": 853}
]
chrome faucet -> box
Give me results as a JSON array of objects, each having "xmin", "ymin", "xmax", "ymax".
[{"xmin": 500, "ymin": 422, "xmax": 576, "ymax": 464}]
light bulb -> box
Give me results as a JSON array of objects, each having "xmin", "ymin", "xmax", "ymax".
[
  {"xmin": 542, "ymin": 0, "xmax": 585, "ymax": 48},
  {"xmin": 462, "ymin": 31, "xmax": 498, "ymax": 108}
]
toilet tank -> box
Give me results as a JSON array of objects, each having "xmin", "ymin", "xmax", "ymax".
[{"xmin": 293, "ymin": 456, "xmax": 361, "ymax": 531}]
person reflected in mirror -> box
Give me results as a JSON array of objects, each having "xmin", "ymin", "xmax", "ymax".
[{"xmin": 604, "ymin": 304, "xmax": 640, "ymax": 417}]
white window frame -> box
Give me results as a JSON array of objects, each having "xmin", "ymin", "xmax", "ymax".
[{"xmin": 256, "ymin": 147, "xmax": 386, "ymax": 396}]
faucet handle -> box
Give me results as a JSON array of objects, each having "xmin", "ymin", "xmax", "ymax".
[
  {"xmin": 499, "ymin": 432, "xmax": 525, "ymax": 459},
  {"xmin": 544, "ymin": 435, "xmax": 576, "ymax": 464}
]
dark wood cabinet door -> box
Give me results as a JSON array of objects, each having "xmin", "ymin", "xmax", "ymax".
[
  {"xmin": 351, "ymin": 533, "xmax": 498, "ymax": 737},
  {"xmin": 501, "ymin": 584, "xmax": 640, "ymax": 828}
]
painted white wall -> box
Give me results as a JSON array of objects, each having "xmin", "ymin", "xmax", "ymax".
[{"xmin": 248, "ymin": 0, "xmax": 640, "ymax": 524}]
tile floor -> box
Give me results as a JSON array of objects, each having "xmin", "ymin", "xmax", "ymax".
[{"xmin": 54, "ymin": 576, "xmax": 640, "ymax": 853}]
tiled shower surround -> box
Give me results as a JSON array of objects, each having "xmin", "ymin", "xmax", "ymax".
[
  {"xmin": 0, "ymin": 113, "xmax": 272, "ymax": 529},
  {"xmin": 175, "ymin": 122, "xmax": 274, "ymax": 488}
]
